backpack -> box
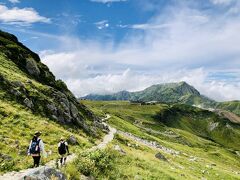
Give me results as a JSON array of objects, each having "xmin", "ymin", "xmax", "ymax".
[
  {"xmin": 30, "ymin": 138, "xmax": 41, "ymax": 154},
  {"xmin": 58, "ymin": 141, "xmax": 67, "ymax": 154}
]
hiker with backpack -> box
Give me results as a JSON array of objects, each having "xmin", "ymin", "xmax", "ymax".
[
  {"xmin": 27, "ymin": 131, "xmax": 45, "ymax": 167},
  {"xmin": 58, "ymin": 137, "xmax": 69, "ymax": 166}
]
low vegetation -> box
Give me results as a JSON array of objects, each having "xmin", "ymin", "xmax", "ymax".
[{"xmin": 78, "ymin": 100, "xmax": 240, "ymax": 179}]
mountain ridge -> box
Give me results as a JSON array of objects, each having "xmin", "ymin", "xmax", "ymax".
[{"xmin": 83, "ymin": 81, "xmax": 214, "ymax": 104}]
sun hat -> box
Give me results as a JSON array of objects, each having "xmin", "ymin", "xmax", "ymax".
[{"xmin": 34, "ymin": 131, "xmax": 42, "ymax": 135}]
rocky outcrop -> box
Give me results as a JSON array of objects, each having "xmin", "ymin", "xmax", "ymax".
[
  {"xmin": 26, "ymin": 58, "xmax": 40, "ymax": 77},
  {"xmin": 23, "ymin": 166, "xmax": 66, "ymax": 180},
  {"xmin": 0, "ymin": 166, "xmax": 67, "ymax": 180},
  {"xmin": 0, "ymin": 30, "xmax": 107, "ymax": 136}
]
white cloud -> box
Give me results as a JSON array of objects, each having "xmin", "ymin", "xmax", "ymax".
[
  {"xmin": 0, "ymin": 5, "xmax": 50, "ymax": 25},
  {"xmin": 8, "ymin": 0, "xmax": 20, "ymax": 3},
  {"xmin": 62, "ymin": 68, "xmax": 240, "ymax": 101},
  {"xmin": 95, "ymin": 20, "xmax": 109, "ymax": 29},
  {"xmin": 40, "ymin": 3, "xmax": 240, "ymax": 101},
  {"xmin": 90, "ymin": 0, "xmax": 127, "ymax": 3}
]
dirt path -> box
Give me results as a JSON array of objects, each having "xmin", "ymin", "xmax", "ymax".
[{"xmin": 0, "ymin": 115, "xmax": 116, "ymax": 180}]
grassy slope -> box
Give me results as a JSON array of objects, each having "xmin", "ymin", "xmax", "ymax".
[
  {"xmin": 0, "ymin": 53, "xmax": 95, "ymax": 173},
  {"xmin": 81, "ymin": 100, "xmax": 240, "ymax": 179},
  {"xmin": 217, "ymin": 101, "xmax": 240, "ymax": 116}
]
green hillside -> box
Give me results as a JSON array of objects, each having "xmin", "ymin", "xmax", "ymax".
[
  {"xmin": 83, "ymin": 82, "xmax": 216, "ymax": 107},
  {"xmin": 0, "ymin": 30, "xmax": 105, "ymax": 173},
  {"xmin": 79, "ymin": 100, "xmax": 240, "ymax": 179},
  {"xmin": 216, "ymin": 101, "xmax": 240, "ymax": 116}
]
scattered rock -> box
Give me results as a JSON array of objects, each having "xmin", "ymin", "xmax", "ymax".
[
  {"xmin": 134, "ymin": 175, "xmax": 142, "ymax": 180},
  {"xmin": 155, "ymin": 152, "xmax": 168, "ymax": 161},
  {"xmin": 26, "ymin": 79, "xmax": 32, "ymax": 84},
  {"xmin": 226, "ymin": 123, "xmax": 233, "ymax": 129},
  {"xmin": 0, "ymin": 153, "xmax": 13, "ymax": 161},
  {"xmin": 10, "ymin": 89, "xmax": 21, "ymax": 96},
  {"xmin": 118, "ymin": 131, "xmax": 180, "ymax": 155},
  {"xmin": 12, "ymin": 81, "xmax": 24, "ymax": 88},
  {"xmin": 235, "ymin": 151, "xmax": 240, "ymax": 157},
  {"xmin": 189, "ymin": 156, "xmax": 198, "ymax": 162},
  {"xmin": 23, "ymin": 98, "xmax": 34, "ymax": 109},
  {"xmin": 211, "ymin": 163, "xmax": 216, "ymax": 167},
  {"xmin": 209, "ymin": 122, "xmax": 219, "ymax": 131},
  {"xmin": 23, "ymin": 166, "xmax": 67, "ymax": 180},
  {"xmin": 80, "ymin": 175, "xmax": 95, "ymax": 180},
  {"xmin": 67, "ymin": 135, "xmax": 78, "ymax": 145},
  {"xmin": 114, "ymin": 145, "xmax": 126, "ymax": 155},
  {"xmin": 201, "ymin": 170, "xmax": 208, "ymax": 174}
]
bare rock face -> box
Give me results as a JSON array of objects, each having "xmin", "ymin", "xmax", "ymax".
[
  {"xmin": 70, "ymin": 102, "xmax": 79, "ymax": 118},
  {"xmin": 26, "ymin": 58, "xmax": 40, "ymax": 77}
]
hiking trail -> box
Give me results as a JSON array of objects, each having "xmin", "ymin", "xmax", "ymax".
[{"xmin": 0, "ymin": 115, "xmax": 115, "ymax": 180}]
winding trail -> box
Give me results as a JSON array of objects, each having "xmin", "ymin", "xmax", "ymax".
[{"xmin": 0, "ymin": 115, "xmax": 116, "ymax": 180}]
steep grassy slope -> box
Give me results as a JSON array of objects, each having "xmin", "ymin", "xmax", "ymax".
[
  {"xmin": 80, "ymin": 100, "xmax": 240, "ymax": 179},
  {"xmin": 0, "ymin": 30, "xmax": 105, "ymax": 173}
]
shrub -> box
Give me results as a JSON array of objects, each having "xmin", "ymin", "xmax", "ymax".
[{"xmin": 73, "ymin": 148, "xmax": 117, "ymax": 177}]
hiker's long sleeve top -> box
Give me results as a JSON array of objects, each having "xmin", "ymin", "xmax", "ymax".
[{"xmin": 28, "ymin": 137, "xmax": 45, "ymax": 156}]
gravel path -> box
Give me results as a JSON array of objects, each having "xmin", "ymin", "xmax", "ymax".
[{"xmin": 0, "ymin": 115, "xmax": 116, "ymax": 180}]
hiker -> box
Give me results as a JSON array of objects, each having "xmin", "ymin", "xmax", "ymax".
[
  {"xmin": 27, "ymin": 131, "xmax": 45, "ymax": 167},
  {"xmin": 58, "ymin": 137, "xmax": 69, "ymax": 165}
]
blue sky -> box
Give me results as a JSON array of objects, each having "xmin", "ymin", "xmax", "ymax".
[{"xmin": 0, "ymin": 0, "xmax": 240, "ymax": 101}]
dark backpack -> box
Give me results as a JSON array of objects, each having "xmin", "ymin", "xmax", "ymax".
[
  {"xmin": 30, "ymin": 139, "xmax": 41, "ymax": 154},
  {"xmin": 58, "ymin": 141, "xmax": 66, "ymax": 154}
]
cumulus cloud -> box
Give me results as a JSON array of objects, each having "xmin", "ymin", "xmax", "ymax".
[
  {"xmin": 0, "ymin": 5, "xmax": 50, "ymax": 25},
  {"xmin": 41, "ymin": 1, "xmax": 240, "ymax": 101}
]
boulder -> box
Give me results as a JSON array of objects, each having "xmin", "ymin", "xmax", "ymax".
[
  {"xmin": 23, "ymin": 98, "xmax": 34, "ymax": 109},
  {"xmin": 155, "ymin": 152, "xmax": 168, "ymax": 161},
  {"xmin": 26, "ymin": 58, "xmax": 40, "ymax": 77},
  {"xmin": 23, "ymin": 166, "xmax": 67, "ymax": 180},
  {"xmin": 67, "ymin": 135, "xmax": 78, "ymax": 145}
]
